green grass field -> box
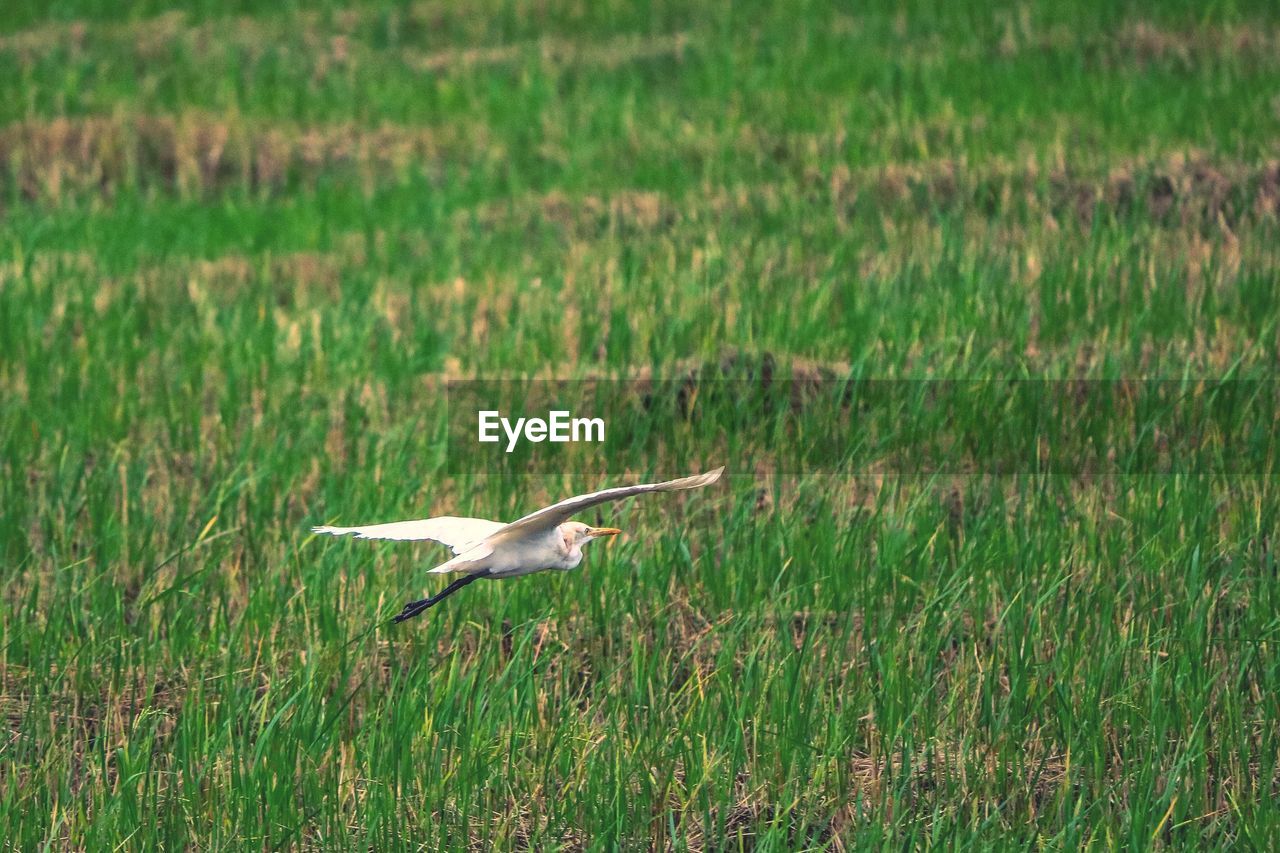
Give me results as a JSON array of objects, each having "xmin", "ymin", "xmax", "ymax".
[{"xmin": 2, "ymin": 0, "xmax": 1279, "ymax": 847}]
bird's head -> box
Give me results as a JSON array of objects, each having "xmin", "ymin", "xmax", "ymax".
[{"xmin": 561, "ymin": 521, "xmax": 621, "ymax": 550}]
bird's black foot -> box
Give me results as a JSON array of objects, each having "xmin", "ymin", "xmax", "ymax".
[
  {"xmin": 392, "ymin": 599, "xmax": 431, "ymax": 624},
  {"xmin": 389, "ymin": 573, "xmax": 485, "ymax": 626}
]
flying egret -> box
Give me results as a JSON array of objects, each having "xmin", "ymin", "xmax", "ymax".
[{"xmin": 313, "ymin": 466, "xmax": 724, "ymax": 623}]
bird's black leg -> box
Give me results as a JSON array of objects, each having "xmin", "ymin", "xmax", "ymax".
[{"xmin": 392, "ymin": 573, "xmax": 485, "ymax": 624}]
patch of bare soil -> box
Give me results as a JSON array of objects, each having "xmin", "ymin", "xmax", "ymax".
[{"xmin": 837, "ymin": 151, "xmax": 1280, "ymax": 229}]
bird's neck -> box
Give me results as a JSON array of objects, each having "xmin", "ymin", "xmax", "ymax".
[
  {"xmin": 556, "ymin": 528, "xmax": 585, "ymax": 569},
  {"xmin": 562, "ymin": 537, "xmax": 584, "ymax": 565}
]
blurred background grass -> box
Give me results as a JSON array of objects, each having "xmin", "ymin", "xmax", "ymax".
[{"xmin": 1, "ymin": 0, "xmax": 1278, "ymax": 847}]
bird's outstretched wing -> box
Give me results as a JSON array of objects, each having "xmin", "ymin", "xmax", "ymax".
[
  {"xmin": 312, "ymin": 516, "xmax": 505, "ymax": 555},
  {"xmin": 491, "ymin": 467, "xmax": 724, "ymax": 542}
]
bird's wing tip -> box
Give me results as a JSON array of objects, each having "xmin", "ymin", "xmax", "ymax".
[{"xmin": 693, "ymin": 465, "xmax": 725, "ymax": 485}]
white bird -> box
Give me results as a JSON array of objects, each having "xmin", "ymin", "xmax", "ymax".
[{"xmin": 313, "ymin": 466, "xmax": 724, "ymax": 623}]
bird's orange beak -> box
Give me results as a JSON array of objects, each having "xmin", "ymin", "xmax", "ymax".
[{"xmin": 589, "ymin": 527, "xmax": 622, "ymax": 538}]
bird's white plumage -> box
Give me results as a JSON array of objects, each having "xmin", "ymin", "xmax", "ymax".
[
  {"xmin": 490, "ymin": 467, "xmax": 724, "ymax": 544},
  {"xmin": 426, "ymin": 541, "xmax": 496, "ymax": 574},
  {"xmin": 311, "ymin": 516, "xmax": 505, "ymax": 554},
  {"xmin": 313, "ymin": 467, "xmax": 724, "ymax": 582}
]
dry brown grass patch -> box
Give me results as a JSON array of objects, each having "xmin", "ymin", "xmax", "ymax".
[
  {"xmin": 404, "ymin": 31, "xmax": 690, "ymax": 74},
  {"xmin": 0, "ymin": 114, "xmax": 496, "ymax": 201}
]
